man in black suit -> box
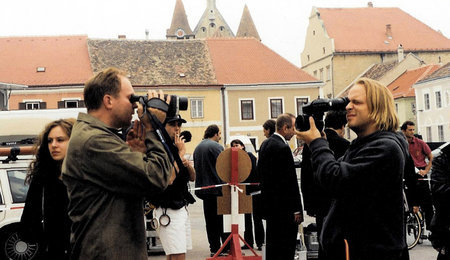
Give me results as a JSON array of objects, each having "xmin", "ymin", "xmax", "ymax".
[
  {"xmin": 257, "ymin": 113, "xmax": 303, "ymax": 260},
  {"xmin": 301, "ymin": 110, "xmax": 350, "ymax": 259}
]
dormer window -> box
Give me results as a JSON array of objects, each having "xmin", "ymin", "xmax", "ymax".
[{"xmin": 36, "ymin": 67, "xmax": 46, "ymax": 72}]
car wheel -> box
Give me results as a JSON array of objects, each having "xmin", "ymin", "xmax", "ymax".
[{"xmin": 0, "ymin": 226, "xmax": 39, "ymax": 260}]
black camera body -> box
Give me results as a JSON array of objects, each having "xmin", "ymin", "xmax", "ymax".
[
  {"xmin": 295, "ymin": 97, "xmax": 349, "ymax": 131},
  {"xmin": 130, "ymin": 94, "xmax": 188, "ymax": 118}
]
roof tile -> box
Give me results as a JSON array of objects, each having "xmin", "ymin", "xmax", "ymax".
[{"xmin": 387, "ymin": 65, "xmax": 441, "ymax": 98}]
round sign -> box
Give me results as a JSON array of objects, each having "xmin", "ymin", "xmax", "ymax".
[{"xmin": 216, "ymin": 148, "xmax": 252, "ymax": 183}]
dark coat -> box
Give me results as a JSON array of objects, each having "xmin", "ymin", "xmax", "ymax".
[
  {"xmin": 301, "ymin": 129, "xmax": 349, "ymax": 217},
  {"xmin": 193, "ymin": 139, "xmax": 224, "ymax": 199},
  {"xmin": 429, "ymin": 144, "xmax": 450, "ymax": 251},
  {"xmin": 309, "ymin": 131, "xmax": 409, "ymax": 260},
  {"xmin": 21, "ymin": 175, "xmax": 71, "ymax": 259},
  {"xmin": 257, "ymin": 134, "xmax": 302, "ymax": 219}
]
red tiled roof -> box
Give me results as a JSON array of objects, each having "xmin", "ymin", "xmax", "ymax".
[
  {"xmin": 317, "ymin": 7, "xmax": 450, "ymax": 53},
  {"xmin": 206, "ymin": 38, "xmax": 317, "ymax": 84},
  {"xmin": 0, "ymin": 35, "xmax": 92, "ymax": 86},
  {"xmin": 418, "ymin": 62, "xmax": 450, "ymax": 83},
  {"xmin": 387, "ymin": 65, "xmax": 441, "ymax": 98}
]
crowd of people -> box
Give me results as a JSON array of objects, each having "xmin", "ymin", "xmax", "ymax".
[{"xmin": 17, "ymin": 68, "xmax": 448, "ymax": 260}]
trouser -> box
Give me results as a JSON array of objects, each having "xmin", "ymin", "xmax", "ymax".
[
  {"xmin": 265, "ymin": 214, "xmax": 298, "ymax": 260},
  {"xmin": 243, "ymin": 196, "xmax": 265, "ymax": 247},
  {"xmin": 416, "ymin": 167, "xmax": 434, "ymax": 230},
  {"xmin": 202, "ymin": 196, "xmax": 228, "ymax": 253}
]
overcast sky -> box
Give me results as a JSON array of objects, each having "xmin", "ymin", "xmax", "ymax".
[{"xmin": 1, "ymin": 0, "xmax": 449, "ymax": 67}]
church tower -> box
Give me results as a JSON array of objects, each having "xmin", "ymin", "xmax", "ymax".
[
  {"xmin": 166, "ymin": 0, "xmax": 194, "ymax": 40},
  {"xmin": 193, "ymin": 0, "xmax": 234, "ymax": 38},
  {"xmin": 236, "ymin": 4, "xmax": 261, "ymax": 41}
]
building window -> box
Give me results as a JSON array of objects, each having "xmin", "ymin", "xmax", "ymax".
[
  {"xmin": 313, "ymin": 70, "xmax": 317, "ymax": 78},
  {"xmin": 240, "ymin": 100, "xmax": 254, "ymax": 120},
  {"xmin": 323, "ymin": 47, "xmax": 326, "ymax": 54},
  {"xmin": 438, "ymin": 125, "xmax": 444, "ymax": 142},
  {"xmin": 210, "ymin": 23, "xmax": 215, "ymax": 28},
  {"xmin": 395, "ymin": 103, "xmax": 398, "ymax": 113},
  {"xmin": 326, "ymin": 65, "xmax": 331, "ymax": 81},
  {"xmin": 296, "ymin": 97, "xmax": 309, "ymax": 116},
  {"xmin": 446, "ymin": 91, "xmax": 449, "ymax": 106},
  {"xmin": 26, "ymin": 102, "xmax": 40, "ymax": 110},
  {"xmin": 190, "ymin": 99, "xmax": 204, "ymax": 118},
  {"xmin": 424, "ymin": 93, "xmax": 430, "ymax": 110},
  {"xmin": 270, "ymin": 98, "xmax": 283, "ymax": 119},
  {"xmin": 313, "ymin": 30, "xmax": 315, "ymax": 36},
  {"xmin": 436, "ymin": 91, "xmax": 442, "ymax": 108},
  {"xmin": 319, "ymin": 69, "xmax": 324, "ymax": 81},
  {"xmin": 201, "ymin": 27, "xmax": 206, "ymax": 32},
  {"xmin": 426, "ymin": 126, "xmax": 432, "ymax": 142},
  {"xmin": 411, "ymin": 102, "xmax": 416, "ymax": 115},
  {"xmin": 219, "ymin": 26, "xmax": 225, "ymax": 31},
  {"xmin": 307, "ymin": 55, "xmax": 310, "ymax": 61}
]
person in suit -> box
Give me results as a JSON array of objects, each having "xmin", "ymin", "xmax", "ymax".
[
  {"xmin": 257, "ymin": 113, "xmax": 303, "ymax": 260},
  {"xmin": 301, "ymin": 110, "xmax": 350, "ymax": 259}
]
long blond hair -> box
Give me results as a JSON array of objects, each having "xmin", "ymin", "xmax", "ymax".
[{"xmin": 355, "ymin": 78, "xmax": 399, "ymax": 132}]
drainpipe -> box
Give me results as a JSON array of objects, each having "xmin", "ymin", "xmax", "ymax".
[{"xmin": 221, "ymin": 86, "xmax": 227, "ymax": 146}]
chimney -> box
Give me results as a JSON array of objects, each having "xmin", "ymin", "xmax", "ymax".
[
  {"xmin": 368, "ymin": 2, "xmax": 373, "ymax": 7},
  {"xmin": 397, "ymin": 44, "xmax": 404, "ymax": 62},
  {"xmin": 385, "ymin": 24, "xmax": 392, "ymax": 39},
  {"xmin": 118, "ymin": 35, "xmax": 126, "ymax": 39}
]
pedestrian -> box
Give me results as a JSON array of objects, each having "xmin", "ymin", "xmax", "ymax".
[
  {"xmin": 296, "ymin": 78, "xmax": 409, "ymax": 260},
  {"xmin": 21, "ymin": 118, "xmax": 75, "ymax": 259},
  {"xmin": 257, "ymin": 113, "xmax": 303, "ymax": 260},
  {"xmin": 429, "ymin": 143, "xmax": 450, "ymax": 260},
  {"xmin": 193, "ymin": 124, "xmax": 227, "ymax": 257},
  {"xmin": 153, "ymin": 114, "xmax": 196, "ymax": 260},
  {"xmin": 401, "ymin": 120, "xmax": 434, "ymax": 233},
  {"xmin": 230, "ymin": 139, "xmax": 264, "ymax": 251},
  {"xmin": 301, "ymin": 110, "xmax": 350, "ymax": 259},
  {"xmin": 62, "ymin": 67, "xmax": 174, "ymax": 259},
  {"xmin": 262, "ymin": 119, "xmax": 276, "ymax": 139}
]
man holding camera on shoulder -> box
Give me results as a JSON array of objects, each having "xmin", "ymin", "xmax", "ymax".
[
  {"xmin": 62, "ymin": 67, "xmax": 174, "ymax": 259},
  {"xmin": 296, "ymin": 78, "xmax": 409, "ymax": 260}
]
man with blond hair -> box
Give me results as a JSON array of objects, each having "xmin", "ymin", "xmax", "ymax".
[{"xmin": 297, "ymin": 78, "xmax": 409, "ymax": 260}]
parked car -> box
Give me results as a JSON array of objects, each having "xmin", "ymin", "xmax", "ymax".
[{"xmin": 0, "ymin": 146, "xmax": 39, "ymax": 259}]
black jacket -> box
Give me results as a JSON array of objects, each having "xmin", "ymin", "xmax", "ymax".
[
  {"xmin": 257, "ymin": 134, "xmax": 302, "ymax": 219},
  {"xmin": 429, "ymin": 143, "xmax": 450, "ymax": 250},
  {"xmin": 309, "ymin": 131, "xmax": 409, "ymax": 260},
  {"xmin": 301, "ymin": 129, "xmax": 349, "ymax": 217}
]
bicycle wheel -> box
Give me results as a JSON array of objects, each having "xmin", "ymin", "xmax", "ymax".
[{"xmin": 406, "ymin": 212, "xmax": 422, "ymax": 249}]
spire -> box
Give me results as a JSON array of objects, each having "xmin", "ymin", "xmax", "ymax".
[
  {"xmin": 236, "ymin": 5, "xmax": 260, "ymax": 41},
  {"xmin": 166, "ymin": 0, "xmax": 194, "ymax": 40},
  {"xmin": 193, "ymin": 0, "xmax": 234, "ymax": 38}
]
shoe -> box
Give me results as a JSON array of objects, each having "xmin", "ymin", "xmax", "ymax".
[{"xmin": 257, "ymin": 246, "xmax": 262, "ymax": 251}]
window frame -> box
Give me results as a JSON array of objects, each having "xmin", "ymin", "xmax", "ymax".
[
  {"xmin": 190, "ymin": 98, "xmax": 204, "ymax": 119},
  {"xmin": 424, "ymin": 93, "xmax": 430, "ymax": 110},
  {"xmin": 269, "ymin": 97, "xmax": 284, "ymax": 119},
  {"xmin": 435, "ymin": 91, "xmax": 442, "ymax": 108},
  {"xmin": 239, "ymin": 98, "xmax": 255, "ymax": 121}
]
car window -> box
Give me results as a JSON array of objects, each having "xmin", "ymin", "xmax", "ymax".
[{"xmin": 7, "ymin": 170, "xmax": 29, "ymax": 203}]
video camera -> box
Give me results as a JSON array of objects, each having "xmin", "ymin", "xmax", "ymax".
[
  {"xmin": 129, "ymin": 94, "xmax": 188, "ymax": 118},
  {"xmin": 295, "ymin": 97, "xmax": 349, "ymax": 131}
]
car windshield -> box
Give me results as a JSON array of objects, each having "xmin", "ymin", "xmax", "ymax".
[{"xmin": 7, "ymin": 170, "xmax": 29, "ymax": 203}]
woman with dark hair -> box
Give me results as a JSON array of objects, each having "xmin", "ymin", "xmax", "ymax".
[
  {"xmin": 230, "ymin": 139, "xmax": 264, "ymax": 251},
  {"xmin": 21, "ymin": 118, "xmax": 75, "ymax": 259},
  {"xmin": 262, "ymin": 119, "xmax": 276, "ymax": 138}
]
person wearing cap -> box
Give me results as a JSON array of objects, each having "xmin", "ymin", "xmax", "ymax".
[{"xmin": 152, "ymin": 114, "xmax": 196, "ymax": 260}]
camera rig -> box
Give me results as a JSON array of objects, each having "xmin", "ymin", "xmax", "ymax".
[{"xmin": 296, "ymin": 97, "xmax": 349, "ymax": 131}]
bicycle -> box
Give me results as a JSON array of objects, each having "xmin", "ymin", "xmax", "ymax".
[{"xmin": 404, "ymin": 190, "xmax": 425, "ymax": 250}]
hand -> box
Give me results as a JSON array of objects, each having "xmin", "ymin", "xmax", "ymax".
[
  {"xmin": 418, "ymin": 169, "xmax": 427, "ymax": 177},
  {"xmin": 295, "ymin": 117, "xmax": 322, "ymax": 146},
  {"xmin": 126, "ymin": 120, "xmax": 146, "ymax": 153},
  {"xmin": 175, "ymin": 133, "xmax": 186, "ymax": 157},
  {"xmin": 294, "ymin": 212, "xmax": 303, "ymax": 224},
  {"xmin": 136, "ymin": 90, "xmax": 170, "ymax": 132}
]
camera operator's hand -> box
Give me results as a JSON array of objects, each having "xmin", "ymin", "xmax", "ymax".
[
  {"xmin": 296, "ymin": 117, "xmax": 322, "ymax": 146},
  {"xmin": 137, "ymin": 90, "xmax": 171, "ymax": 132},
  {"xmin": 175, "ymin": 133, "xmax": 186, "ymax": 158},
  {"xmin": 126, "ymin": 120, "xmax": 146, "ymax": 153}
]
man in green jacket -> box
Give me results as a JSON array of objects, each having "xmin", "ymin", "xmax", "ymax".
[{"xmin": 62, "ymin": 67, "xmax": 173, "ymax": 259}]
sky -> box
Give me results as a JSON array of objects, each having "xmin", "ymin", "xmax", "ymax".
[{"xmin": 1, "ymin": 0, "xmax": 449, "ymax": 67}]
